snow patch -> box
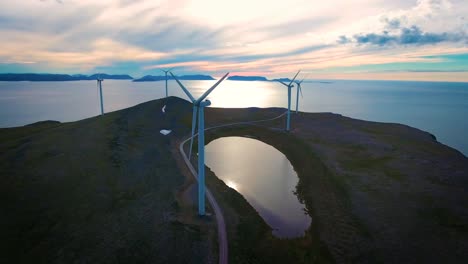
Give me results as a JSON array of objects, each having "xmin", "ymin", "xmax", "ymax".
[
  {"xmin": 162, "ymin": 105, "xmax": 166, "ymax": 113},
  {"xmin": 160, "ymin": 129, "xmax": 172, "ymax": 135}
]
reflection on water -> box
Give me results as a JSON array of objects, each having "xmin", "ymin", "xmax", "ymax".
[{"xmin": 205, "ymin": 136, "xmax": 311, "ymax": 238}]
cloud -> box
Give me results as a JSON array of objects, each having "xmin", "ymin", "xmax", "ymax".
[
  {"xmin": 1, "ymin": 0, "xmax": 468, "ymax": 80},
  {"xmin": 359, "ymin": 26, "xmax": 465, "ymax": 46},
  {"xmin": 337, "ymin": 0, "xmax": 467, "ymax": 47},
  {"xmin": 340, "ymin": 18, "xmax": 467, "ymax": 46},
  {"xmin": 337, "ymin": 36, "xmax": 350, "ymax": 44},
  {"xmin": 384, "ymin": 18, "xmax": 401, "ymax": 29},
  {"xmin": 255, "ymin": 17, "xmax": 334, "ymax": 39},
  {"xmin": 405, "ymin": 69, "xmax": 468, "ymax": 72},
  {"xmin": 39, "ymin": 0, "xmax": 63, "ymax": 3}
]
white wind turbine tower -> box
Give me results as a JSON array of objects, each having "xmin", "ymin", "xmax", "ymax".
[
  {"xmin": 277, "ymin": 70, "xmax": 300, "ymax": 131},
  {"xmin": 160, "ymin": 68, "xmax": 173, "ymax": 97},
  {"xmin": 170, "ymin": 71, "xmax": 230, "ymax": 216},
  {"xmin": 294, "ymin": 77, "xmax": 306, "ymax": 114},
  {"xmin": 96, "ymin": 74, "xmax": 104, "ymax": 115}
]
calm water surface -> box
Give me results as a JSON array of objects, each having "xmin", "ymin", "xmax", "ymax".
[
  {"xmin": 205, "ymin": 136, "xmax": 311, "ymax": 238},
  {"xmin": 0, "ymin": 80, "xmax": 467, "ymax": 155}
]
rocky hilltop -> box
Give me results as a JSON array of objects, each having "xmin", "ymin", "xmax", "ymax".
[{"xmin": 1, "ymin": 97, "xmax": 467, "ymax": 263}]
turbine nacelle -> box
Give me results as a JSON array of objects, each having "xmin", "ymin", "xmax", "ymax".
[
  {"xmin": 160, "ymin": 68, "xmax": 173, "ymax": 74},
  {"xmin": 96, "ymin": 73, "xmax": 104, "ymax": 82},
  {"xmin": 198, "ymin": 100, "xmax": 211, "ymax": 107}
]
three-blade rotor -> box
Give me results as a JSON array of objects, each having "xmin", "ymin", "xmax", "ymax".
[
  {"xmin": 295, "ymin": 78, "xmax": 305, "ymax": 98},
  {"xmin": 295, "ymin": 73, "xmax": 309, "ymax": 98},
  {"xmin": 170, "ymin": 72, "xmax": 230, "ymax": 159},
  {"xmin": 170, "ymin": 72, "xmax": 229, "ymax": 105},
  {"xmin": 160, "ymin": 68, "xmax": 173, "ymax": 74},
  {"xmin": 277, "ymin": 70, "xmax": 301, "ymax": 88},
  {"xmin": 288, "ymin": 70, "xmax": 300, "ymax": 87}
]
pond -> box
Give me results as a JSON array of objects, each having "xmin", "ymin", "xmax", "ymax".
[{"xmin": 205, "ymin": 136, "xmax": 311, "ymax": 238}]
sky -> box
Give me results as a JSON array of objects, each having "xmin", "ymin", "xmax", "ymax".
[{"xmin": 0, "ymin": 0, "xmax": 467, "ymax": 81}]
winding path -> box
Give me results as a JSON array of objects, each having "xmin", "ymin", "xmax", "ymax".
[{"xmin": 178, "ymin": 110, "xmax": 287, "ymax": 264}]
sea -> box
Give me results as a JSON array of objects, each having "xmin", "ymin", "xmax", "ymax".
[{"xmin": 0, "ymin": 79, "xmax": 467, "ymax": 156}]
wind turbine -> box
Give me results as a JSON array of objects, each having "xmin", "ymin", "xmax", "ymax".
[
  {"xmin": 277, "ymin": 70, "xmax": 300, "ymax": 131},
  {"xmin": 170, "ymin": 71, "xmax": 230, "ymax": 216},
  {"xmin": 96, "ymin": 74, "xmax": 104, "ymax": 115},
  {"xmin": 160, "ymin": 68, "xmax": 173, "ymax": 97},
  {"xmin": 294, "ymin": 77, "xmax": 306, "ymax": 114}
]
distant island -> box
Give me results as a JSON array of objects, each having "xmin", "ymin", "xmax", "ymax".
[
  {"xmin": 227, "ymin": 76, "xmax": 268, "ymax": 81},
  {"xmin": 0, "ymin": 73, "xmax": 317, "ymax": 83},
  {"xmin": 133, "ymin": 74, "xmax": 215, "ymax": 82},
  {"xmin": 270, "ymin": 78, "xmax": 292, "ymax": 83},
  {"xmin": 86, "ymin": 74, "xmax": 133, "ymax": 80},
  {"xmin": 0, "ymin": 73, "xmax": 133, "ymax": 81},
  {"xmin": 227, "ymin": 76, "xmax": 309, "ymax": 82}
]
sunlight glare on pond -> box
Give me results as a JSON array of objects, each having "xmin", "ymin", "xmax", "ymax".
[{"xmin": 205, "ymin": 136, "xmax": 311, "ymax": 238}]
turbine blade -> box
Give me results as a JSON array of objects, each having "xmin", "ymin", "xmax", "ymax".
[
  {"xmin": 288, "ymin": 70, "xmax": 301, "ymax": 87},
  {"xmin": 299, "ymin": 84, "xmax": 303, "ymax": 98},
  {"xmin": 299, "ymin": 73, "xmax": 309, "ymax": 84},
  {"xmin": 196, "ymin": 72, "xmax": 229, "ymax": 104},
  {"xmin": 161, "ymin": 68, "xmax": 174, "ymax": 73},
  {"xmin": 188, "ymin": 106, "xmax": 198, "ymax": 160},
  {"xmin": 277, "ymin": 80, "xmax": 289, "ymax": 87},
  {"xmin": 170, "ymin": 72, "xmax": 195, "ymax": 102}
]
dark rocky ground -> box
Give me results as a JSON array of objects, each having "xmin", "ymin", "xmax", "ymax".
[
  {"xmin": 1, "ymin": 96, "xmax": 467, "ymax": 263},
  {"xmin": 203, "ymin": 107, "xmax": 468, "ymax": 263},
  {"xmin": 289, "ymin": 112, "xmax": 468, "ymax": 263},
  {"xmin": 0, "ymin": 97, "xmax": 215, "ymax": 264}
]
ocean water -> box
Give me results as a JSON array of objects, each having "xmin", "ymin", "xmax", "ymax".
[{"xmin": 0, "ymin": 79, "xmax": 467, "ymax": 156}]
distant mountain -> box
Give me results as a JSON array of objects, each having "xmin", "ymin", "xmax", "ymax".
[
  {"xmin": 0, "ymin": 73, "xmax": 80, "ymax": 81},
  {"xmin": 227, "ymin": 76, "xmax": 268, "ymax": 81},
  {"xmin": 270, "ymin": 78, "xmax": 292, "ymax": 83},
  {"xmin": 133, "ymin": 74, "xmax": 215, "ymax": 82},
  {"xmin": 71, "ymin": 74, "xmax": 88, "ymax": 78},
  {"xmin": 0, "ymin": 73, "xmax": 133, "ymax": 81},
  {"xmin": 132, "ymin": 75, "xmax": 167, "ymax": 82},
  {"xmin": 88, "ymin": 74, "xmax": 133, "ymax": 80}
]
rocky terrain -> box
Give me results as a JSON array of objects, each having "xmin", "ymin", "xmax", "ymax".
[{"xmin": 1, "ymin": 96, "xmax": 467, "ymax": 263}]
